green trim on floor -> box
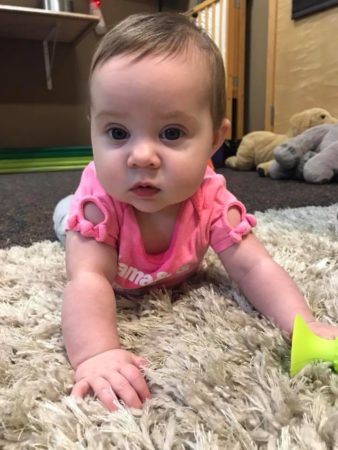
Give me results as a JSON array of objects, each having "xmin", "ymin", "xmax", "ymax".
[
  {"xmin": 0, "ymin": 146, "xmax": 93, "ymax": 173},
  {"xmin": 0, "ymin": 146, "xmax": 93, "ymax": 160}
]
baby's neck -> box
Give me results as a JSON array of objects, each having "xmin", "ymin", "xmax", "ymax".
[
  {"xmin": 133, "ymin": 204, "xmax": 181, "ymax": 255},
  {"xmin": 133, "ymin": 202, "xmax": 181, "ymax": 222}
]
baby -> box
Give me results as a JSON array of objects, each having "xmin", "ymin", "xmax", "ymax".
[{"xmin": 53, "ymin": 12, "xmax": 338, "ymax": 412}]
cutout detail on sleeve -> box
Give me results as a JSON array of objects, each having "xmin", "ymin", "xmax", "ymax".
[
  {"xmin": 229, "ymin": 212, "xmax": 256, "ymax": 243},
  {"xmin": 210, "ymin": 199, "xmax": 257, "ymax": 253},
  {"xmin": 66, "ymin": 195, "xmax": 117, "ymax": 247}
]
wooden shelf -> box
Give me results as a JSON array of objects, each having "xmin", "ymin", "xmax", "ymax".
[
  {"xmin": 0, "ymin": 3, "xmax": 100, "ymax": 89},
  {"xmin": 0, "ymin": 4, "xmax": 99, "ymax": 43}
]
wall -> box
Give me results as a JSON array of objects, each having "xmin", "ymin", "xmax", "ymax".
[
  {"xmin": 162, "ymin": 0, "xmax": 192, "ymax": 11},
  {"xmin": 0, "ymin": 0, "xmax": 160, "ymax": 148},
  {"xmin": 269, "ymin": 0, "xmax": 338, "ymax": 133}
]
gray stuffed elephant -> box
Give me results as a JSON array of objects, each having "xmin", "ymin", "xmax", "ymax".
[{"xmin": 268, "ymin": 124, "xmax": 338, "ymax": 183}]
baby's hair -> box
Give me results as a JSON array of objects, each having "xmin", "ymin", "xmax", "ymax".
[{"xmin": 90, "ymin": 12, "xmax": 226, "ymax": 129}]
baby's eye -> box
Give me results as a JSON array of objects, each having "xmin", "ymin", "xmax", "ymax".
[
  {"xmin": 107, "ymin": 127, "xmax": 129, "ymax": 140},
  {"xmin": 160, "ymin": 127, "xmax": 185, "ymax": 140}
]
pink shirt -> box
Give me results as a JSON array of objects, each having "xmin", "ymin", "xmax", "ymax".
[{"xmin": 66, "ymin": 162, "xmax": 256, "ymax": 291}]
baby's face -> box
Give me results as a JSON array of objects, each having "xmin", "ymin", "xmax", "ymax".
[{"xmin": 90, "ymin": 52, "xmax": 227, "ymax": 215}]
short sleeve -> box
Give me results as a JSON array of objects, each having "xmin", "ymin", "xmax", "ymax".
[
  {"xmin": 206, "ymin": 172, "xmax": 256, "ymax": 253},
  {"xmin": 65, "ymin": 162, "xmax": 119, "ymax": 247}
]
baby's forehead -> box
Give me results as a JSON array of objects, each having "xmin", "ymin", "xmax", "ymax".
[
  {"xmin": 90, "ymin": 48, "xmax": 211, "ymax": 120},
  {"xmin": 92, "ymin": 45, "xmax": 209, "ymax": 74},
  {"xmin": 90, "ymin": 50, "xmax": 211, "ymax": 100}
]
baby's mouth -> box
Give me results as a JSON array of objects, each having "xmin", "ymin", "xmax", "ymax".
[{"xmin": 130, "ymin": 183, "xmax": 160, "ymax": 197}]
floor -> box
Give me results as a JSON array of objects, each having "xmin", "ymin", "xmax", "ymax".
[{"xmin": 0, "ymin": 167, "xmax": 337, "ymax": 248}]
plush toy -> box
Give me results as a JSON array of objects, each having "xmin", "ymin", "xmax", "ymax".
[
  {"xmin": 225, "ymin": 108, "xmax": 338, "ymax": 175},
  {"xmin": 268, "ymin": 124, "xmax": 338, "ymax": 183}
]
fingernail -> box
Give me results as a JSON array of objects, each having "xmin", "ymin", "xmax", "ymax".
[{"xmin": 140, "ymin": 358, "xmax": 149, "ymax": 366}]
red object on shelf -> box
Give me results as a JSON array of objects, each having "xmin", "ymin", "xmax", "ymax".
[{"xmin": 89, "ymin": 0, "xmax": 107, "ymax": 35}]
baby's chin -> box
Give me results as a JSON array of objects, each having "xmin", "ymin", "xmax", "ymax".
[{"xmin": 130, "ymin": 201, "xmax": 182, "ymax": 216}]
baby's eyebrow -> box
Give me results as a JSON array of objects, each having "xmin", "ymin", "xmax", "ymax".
[
  {"xmin": 94, "ymin": 110, "xmax": 125, "ymax": 120},
  {"xmin": 159, "ymin": 111, "xmax": 193, "ymax": 120},
  {"xmin": 93, "ymin": 110, "xmax": 197, "ymax": 126},
  {"xmin": 158, "ymin": 111, "xmax": 198, "ymax": 126}
]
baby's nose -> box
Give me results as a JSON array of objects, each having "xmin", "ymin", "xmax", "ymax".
[{"xmin": 127, "ymin": 141, "xmax": 160, "ymax": 168}]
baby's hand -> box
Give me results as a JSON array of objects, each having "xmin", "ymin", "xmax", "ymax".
[
  {"xmin": 71, "ymin": 349, "xmax": 151, "ymax": 411},
  {"xmin": 306, "ymin": 321, "xmax": 338, "ymax": 340}
]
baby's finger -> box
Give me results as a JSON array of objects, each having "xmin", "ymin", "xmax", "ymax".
[
  {"xmin": 90, "ymin": 377, "xmax": 120, "ymax": 412},
  {"xmin": 132, "ymin": 354, "xmax": 149, "ymax": 368},
  {"xmin": 323, "ymin": 330, "xmax": 338, "ymax": 339},
  {"xmin": 118, "ymin": 364, "xmax": 151, "ymax": 403},
  {"xmin": 107, "ymin": 371, "xmax": 143, "ymax": 409},
  {"xmin": 71, "ymin": 379, "xmax": 91, "ymax": 398},
  {"xmin": 308, "ymin": 323, "xmax": 338, "ymax": 339}
]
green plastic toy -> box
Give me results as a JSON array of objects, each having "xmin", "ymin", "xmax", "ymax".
[{"xmin": 290, "ymin": 315, "xmax": 338, "ymax": 376}]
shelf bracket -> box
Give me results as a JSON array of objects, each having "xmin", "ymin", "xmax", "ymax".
[{"xmin": 42, "ymin": 25, "xmax": 58, "ymax": 90}]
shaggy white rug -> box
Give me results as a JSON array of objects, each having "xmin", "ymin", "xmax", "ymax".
[{"xmin": 1, "ymin": 204, "xmax": 338, "ymax": 449}]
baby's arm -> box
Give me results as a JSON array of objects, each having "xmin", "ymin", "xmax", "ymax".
[
  {"xmin": 218, "ymin": 209, "xmax": 338, "ymax": 337},
  {"xmin": 63, "ymin": 230, "xmax": 151, "ymax": 410}
]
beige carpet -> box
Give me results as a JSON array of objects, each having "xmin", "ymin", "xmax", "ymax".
[{"xmin": 1, "ymin": 204, "xmax": 338, "ymax": 449}]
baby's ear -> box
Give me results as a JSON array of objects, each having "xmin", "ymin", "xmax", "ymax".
[{"xmin": 212, "ymin": 119, "xmax": 230, "ymax": 153}]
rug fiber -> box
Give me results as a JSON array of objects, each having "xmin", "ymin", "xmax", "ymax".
[{"xmin": 1, "ymin": 204, "xmax": 338, "ymax": 449}]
